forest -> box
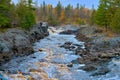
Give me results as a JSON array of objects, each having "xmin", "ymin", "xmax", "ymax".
[
  {"xmin": 0, "ymin": 0, "xmax": 120, "ymax": 80},
  {"xmin": 0, "ymin": 0, "xmax": 120, "ymax": 33}
]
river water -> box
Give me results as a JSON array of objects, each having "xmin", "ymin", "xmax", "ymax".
[{"xmin": 0, "ymin": 26, "xmax": 120, "ymax": 80}]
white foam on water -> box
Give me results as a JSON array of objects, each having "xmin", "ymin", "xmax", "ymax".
[{"xmin": 1, "ymin": 27, "xmax": 120, "ymax": 80}]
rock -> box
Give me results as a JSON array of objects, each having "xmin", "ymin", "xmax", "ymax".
[
  {"xmin": 98, "ymin": 53, "xmax": 113, "ymax": 59},
  {"xmin": 60, "ymin": 42, "xmax": 72, "ymax": 49},
  {"xmin": 67, "ymin": 63, "xmax": 73, "ymax": 67},
  {"xmin": 91, "ymin": 67, "xmax": 110, "ymax": 76},
  {"xmin": 0, "ymin": 22, "xmax": 49, "ymax": 66},
  {"xmin": 114, "ymin": 52, "xmax": 120, "ymax": 56},
  {"xmin": 29, "ymin": 69, "xmax": 44, "ymax": 73},
  {"xmin": 60, "ymin": 41, "xmax": 85, "ymax": 53},
  {"xmin": 76, "ymin": 31, "xmax": 91, "ymax": 43},
  {"xmin": 30, "ymin": 22, "xmax": 49, "ymax": 41},
  {"xmin": 59, "ymin": 30, "xmax": 77, "ymax": 34},
  {"xmin": 80, "ymin": 65, "xmax": 97, "ymax": 72},
  {"xmin": 0, "ymin": 42, "xmax": 10, "ymax": 53},
  {"xmin": 38, "ymin": 48, "xmax": 43, "ymax": 52},
  {"xmin": 65, "ymin": 42, "xmax": 72, "ymax": 45}
]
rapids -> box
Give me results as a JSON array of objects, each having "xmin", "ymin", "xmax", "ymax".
[{"xmin": 0, "ymin": 26, "xmax": 120, "ymax": 80}]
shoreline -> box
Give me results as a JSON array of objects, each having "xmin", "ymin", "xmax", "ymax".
[
  {"xmin": 0, "ymin": 23, "xmax": 49, "ymax": 66},
  {"xmin": 59, "ymin": 25, "xmax": 120, "ymax": 76},
  {"xmin": 75, "ymin": 25, "xmax": 120, "ymax": 75}
]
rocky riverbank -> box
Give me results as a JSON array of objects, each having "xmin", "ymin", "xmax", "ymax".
[
  {"xmin": 0, "ymin": 25, "xmax": 120, "ymax": 80},
  {"xmin": 76, "ymin": 25, "xmax": 120, "ymax": 75},
  {"xmin": 0, "ymin": 23, "xmax": 49, "ymax": 66},
  {"xmin": 60, "ymin": 25, "xmax": 120, "ymax": 76},
  {"xmin": 0, "ymin": 26, "xmax": 90, "ymax": 80}
]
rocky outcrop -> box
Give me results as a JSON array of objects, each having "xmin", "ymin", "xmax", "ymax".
[
  {"xmin": 74, "ymin": 26, "xmax": 120, "ymax": 76},
  {"xmin": 30, "ymin": 22, "xmax": 49, "ymax": 42},
  {"xmin": 0, "ymin": 23, "xmax": 49, "ymax": 66},
  {"xmin": 59, "ymin": 25, "xmax": 120, "ymax": 76}
]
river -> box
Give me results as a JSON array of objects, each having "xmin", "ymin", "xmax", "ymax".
[{"xmin": 0, "ymin": 26, "xmax": 120, "ymax": 80}]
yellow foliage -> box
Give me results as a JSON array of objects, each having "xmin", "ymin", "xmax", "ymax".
[
  {"xmin": 83, "ymin": 8, "xmax": 89, "ymax": 15},
  {"xmin": 47, "ymin": 4, "xmax": 51, "ymax": 9},
  {"xmin": 59, "ymin": 11, "xmax": 65, "ymax": 23}
]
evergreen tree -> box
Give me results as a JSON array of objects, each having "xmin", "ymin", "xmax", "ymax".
[
  {"xmin": 89, "ymin": 5, "xmax": 95, "ymax": 26},
  {"xmin": 65, "ymin": 4, "xmax": 72, "ymax": 18},
  {"xmin": 110, "ymin": 3, "xmax": 120, "ymax": 33},
  {"xmin": 65, "ymin": 4, "xmax": 73, "ymax": 23},
  {"xmin": 94, "ymin": 0, "xmax": 108, "ymax": 31},
  {"xmin": 56, "ymin": 1, "xmax": 62, "ymax": 18},
  {"xmin": 42, "ymin": 1, "xmax": 46, "ymax": 20},
  {"xmin": 16, "ymin": 0, "xmax": 36, "ymax": 29},
  {"xmin": 0, "ymin": 0, "xmax": 11, "ymax": 27},
  {"xmin": 9, "ymin": 3, "xmax": 18, "ymax": 27}
]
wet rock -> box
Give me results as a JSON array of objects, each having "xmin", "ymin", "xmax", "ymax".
[
  {"xmin": 38, "ymin": 48, "xmax": 43, "ymax": 52},
  {"xmin": 59, "ymin": 30, "xmax": 77, "ymax": 34},
  {"xmin": 67, "ymin": 63, "xmax": 73, "ymax": 67},
  {"xmin": 91, "ymin": 67, "xmax": 110, "ymax": 76},
  {"xmin": 29, "ymin": 69, "xmax": 44, "ymax": 73},
  {"xmin": 114, "ymin": 52, "xmax": 120, "ymax": 56},
  {"xmin": 31, "ymin": 56, "xmax": 36, "ymax": 58},
  {"xmin": 65, "ymin": 42, "xmax": 72, "ymax": 45},
  {"xmin": 60, "ymin": 42, "xmax": 72, "ymax": 50},
  {"xmin": 60, "ymin": 41, "xmax": 84, "ymax": 53},
  {"xmin": 80, "ymin": 65, "xmax": 97, "ymax": 72}
]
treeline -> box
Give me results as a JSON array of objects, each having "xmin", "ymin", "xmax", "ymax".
[
  {"xmin": 0, "ymin": 0, "xmax": 36, "ymax": 29},
  {"xmin": 36, "ymin": 1, "xmax": 94, "ymax": 26},
  {"xmin": 94, "ymin": 0, "xmax": 120, "ymax": 33},
  {"xmin": 1, "ymin": 0, "xmax": 120, "ymax": 33},
  {"xmin": 0, "ymin": 0, "xmax": 95, "ymax": 29}
]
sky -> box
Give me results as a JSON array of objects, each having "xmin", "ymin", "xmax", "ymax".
[{"xmin": 12, "ymin": 0, "xmax": 99, "ymax": 9}]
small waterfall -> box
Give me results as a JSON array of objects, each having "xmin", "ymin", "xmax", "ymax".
[{"xmin": 48, "ymin": 27, "xmax": 64, "ymax": 34}]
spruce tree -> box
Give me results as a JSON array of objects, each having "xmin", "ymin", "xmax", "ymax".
[
  {"xmin": 94, "ymin": 0, "xmax": 115, "ymax": 32},
  {"xmin": 16, "ymin": 0, "xmax": 36, "ymax": 29},
  {"xmin": 0, "ymin": 0, "xmax": 11, "ymax": 27},
  {"xmin": 110, "ymin": 4, "xmax": 120, "ymax": 33},
  {"xmin": 94, "ymin": 0, "xmax": 108, "ymax": 28},
  {"xmin": 56, "ymin": 1, "xmax": 62, "ymax": 18}
]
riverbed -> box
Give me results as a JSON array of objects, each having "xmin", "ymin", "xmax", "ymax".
[{"xmin": 0, "ymin": 26, "xmax": 120, "ymax": 80}]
